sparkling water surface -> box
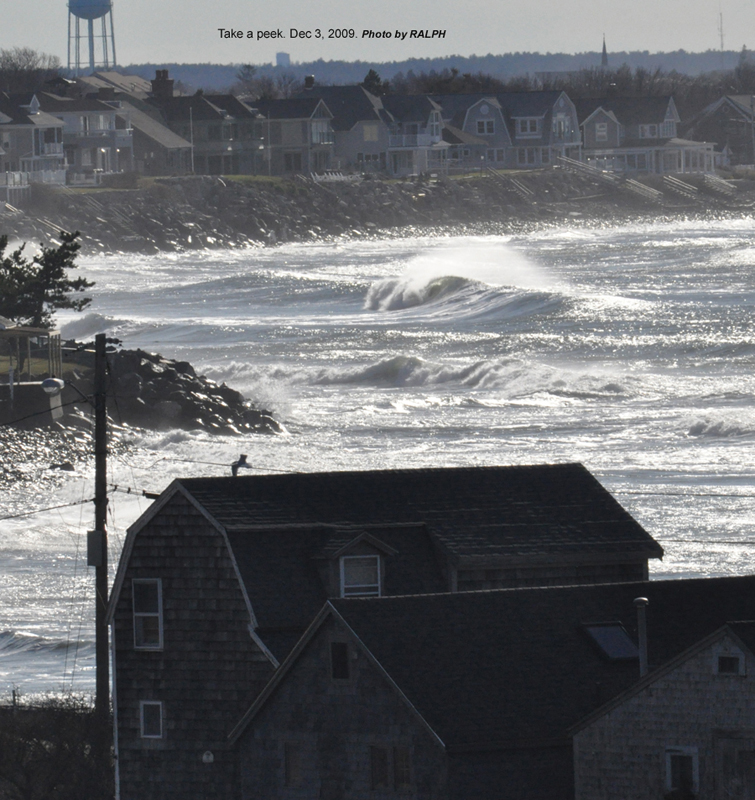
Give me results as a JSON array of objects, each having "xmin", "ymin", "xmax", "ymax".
[{"xmin": 4, "ymin": 217, "xmax": 755, "ymax": 695}]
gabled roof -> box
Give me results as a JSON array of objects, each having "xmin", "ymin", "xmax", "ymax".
[
  {"xmin": 569, "ymin": 620, "xmax": 755, "ymax": 734},
  {"xmin": 149, "ymin": 94, "xmax": 259, "ymax": 123},
  {"xmin": 32, "ymin": 92, "xmax": 117, "ymax": 115},
  {"xmin": 497, "ymin": 89, "xmax": 566, "ymax": 117},
  {"xmin": 230, "ymin": 575, "xmax": 755, "ymax": 748},
  {"xmin": 574, "ymin": 96, "xmax": 677, "ymax": 126},
  {"xmin": 79, "ymin": 71, "xmax": 152, "ymax": 97},
  {"xmin": 253, "ymin": 97, "xmax": 332, "ymax": 121},
  {"xmin": 117, "ymin": 101, "xmax": 191, "ymax": 149},
  {"xmin": 177, "ymin": 464, "xmax": 662, "ymax": 563},
  {"xmin": 381, "ymin": 94, "xmax": 441, "ymax": 123},
  {"xmin": 327, "ymin": 575, "xmax": 755, "ymax": 748},
  {"xmin": 297, "ymin": 85, "xmax": 386, "ymax": 131},
  {"xmin": 224, "ymin": 521, "xmax": 446, "ymax": 658},
  {"xmin": 0, "ymin": 95, "xmax": 64, "ymax": 128}
]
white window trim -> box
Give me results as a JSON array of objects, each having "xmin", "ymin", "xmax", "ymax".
[
  {"xmin": 665, "ymin": 746, "xmax": 699, "ymax": 793},
  {"xmin": 140, "ymin": 700, "xmax": 164, "ymax": 739},
  {"xmin": 340, "ymin": 554, "xmax": 381, "ymax": 597},
  {"xmin": 133, "ymin": 578, "xmax": 163, "ymax": 650}
]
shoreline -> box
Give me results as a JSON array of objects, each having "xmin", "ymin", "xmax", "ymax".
[{"xmin": 3, "ymin": 169, "xmax": 754, "ymax": 255}]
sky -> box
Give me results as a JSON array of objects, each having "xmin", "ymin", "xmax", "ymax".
[{"xmin": 2, "ymin": 0, "xmax": 754, "ymax": 67}]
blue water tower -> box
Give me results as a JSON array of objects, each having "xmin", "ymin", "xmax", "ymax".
[{"xmin": 67, "ymin": 0, "xmax": 117, "ymax": 75}]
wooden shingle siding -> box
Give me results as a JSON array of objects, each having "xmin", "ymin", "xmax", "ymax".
[
  {"xmin": 574, "ymin": 633, "xmax": 755, "ymax": 800},
  {"xmin": 238, "ymin": 617, "xmax": 448, "ymax": 800},
  {"xmin": 113, "ymin": 493, "xmax": 275, "ymax": 800}
]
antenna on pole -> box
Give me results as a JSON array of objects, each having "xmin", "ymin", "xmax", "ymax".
[{"xmin": 718, "ymin": 5, "xmax": 725, "ymax": 69}]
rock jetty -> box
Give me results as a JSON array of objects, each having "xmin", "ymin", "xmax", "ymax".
[{"xmin": 63, "ymin": 343, "xmax": 280, "ymax": 435}]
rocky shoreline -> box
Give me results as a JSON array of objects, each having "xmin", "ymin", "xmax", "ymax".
[
  {"xmin": 4, "ymin": 168, "xmax": 755, "ymax": 255},
  {"xmin": 60, "ymin": 342, "xmax": 281, "ymax": 435},
  {"xmin": 3, "ymin": 167, "xmax": 754, "ymax": 437}
]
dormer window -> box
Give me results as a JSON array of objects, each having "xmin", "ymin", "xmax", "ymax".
[
  {"xmin": 713, "ymin": 641, "xmax": 746, "ymax": 675},
  {"xmin": 340, "ymin": 555, "xmax": 380, "ymax": 597}
]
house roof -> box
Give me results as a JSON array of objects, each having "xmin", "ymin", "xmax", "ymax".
[
  {"xmin": 79, "ymin": 71, "xmax": 152, "ymax": 98},
  {"xmin": 252, "ymin": 97, "xmax": 331, "ymax": 120},
  {"xmin": 325, "ymin": 575, "xmax": 755, "ymax": 749},
  {"xmin": 117, "ymin": 101, "xmax": 191, "ymax": 149},
  {"xmin": 32, "ymin": 92, "xmax": 117, "ymax": 114},
  {"xmin": 177, "ymin": 463, "xmax": 662, "ymax": 563},
  {"xmin": 297, "ymin": 85, "xmax": 385, "ymax": 131},
  {"xmin": 149, "ymin": 94, "xmax": 259, "ymax": 123},
  {"xmin": 381, "ymin": 94, "xmax": 440, "ymax": 123},
  {"xmin": 225, "ymin": 521, "xmax": 447, "ymax": 658},
  {"xmin": 568, "ymin": 620, "xmax": 755, "ymax": 735},
  {"xmin": 574, "ymin": 96, "xmax": 676, "ymax": 126},
  {"xmin": 497, "ymin": 90, "xmax": 565, "ymax": 117},
  {"xmin": 0, "ymin": 95, "xmax": 63, "ymax": 128}
]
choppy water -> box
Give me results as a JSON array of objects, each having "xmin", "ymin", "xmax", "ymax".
[{"xmin": 4, "ymin": 217, "xmax": 755, "ymax": 696}]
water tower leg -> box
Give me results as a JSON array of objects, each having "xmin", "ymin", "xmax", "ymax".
[{"xmin": 88, "ymin": 18, "xmax": 95, "ymax": 72}]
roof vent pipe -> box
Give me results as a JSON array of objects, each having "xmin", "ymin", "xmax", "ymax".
[{"xmin": 633, "ymin": 597, "xmax": 649, "ymax": 677}]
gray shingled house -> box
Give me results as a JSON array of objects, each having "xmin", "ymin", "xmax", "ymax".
[
  {"xmin": 572, "ymin": 621, "xmax": 755, "ymax": 800},
  {"xmin": 230, "ymin": 576, "xmax": 755, "ymax": 800},
  {"xmin": 107, "ymin": 463, "xmax": 663, "ymax": 799}
]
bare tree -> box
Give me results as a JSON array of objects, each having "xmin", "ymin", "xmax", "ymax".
[{"xmin": 0, "ymin": 47, "xmax": 60, "ymax": 94}]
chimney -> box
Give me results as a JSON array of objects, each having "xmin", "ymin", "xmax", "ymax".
[
  {"xmin": 634, "ymin": 597, "xmax": 649, "ymax": 677},
  {"xmin": 151, "ymin": 69, "xmax": 174, "ymax": 100},
  {"xmin": 304, "ymin": 75, "xmax": 315, "ymax": 90}
]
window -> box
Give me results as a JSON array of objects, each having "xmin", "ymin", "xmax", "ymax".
[
  {"xmin": 340, "ymin": 555, "xmax": 380, "ymax": 597},
  {"xmin": 133, "ymin": 579, "xmax": 162, "ymax": 649},
  {"xmin": 371, "ymin": 746, "xmax": 390, "ymax": 789},
  {"xmin": 595, "ymin": 122, "xmax": 608, "ymax": 142},
  {"xmin": 363, "ymin": 123, "xmax": 379, "ymax": 142},
  {"xmin": 714, "ymin": 643, "xmax": 746, "ymax": 675},
  {"xmin": 370, "ymin": 745, "xmax": 412, "ymax": 790},
  {"xmin": 541, "ymin": 148, "xmax": 550, "ymax": 164},
  {"xmin": 330, "ymin": 641, "xmax": 350, "ymax": 680},
  {"xmin": 140, "ymin": 701, "xmax": 163, "ymax": 738},
  {"xmin": 517, "ymin": 118, "xmax": 539, "ymax": 136},
  {"xmin": 477, "ymin": 119, "xmax": 494, "ymax": 135},
  {"xmin": 719, "ymin": 655, "xmax": 741, "ymax": 673},
  {"xmin": 393, "ymin": 747, "xmax": 412, "ymax": 789},
  {"xmin": 517, "ymin": 147, "xmax": 537, "ymax": 166},
  {"xmin": 665, "ymin": 747, "xmax": 698, "ymax": 794},
  {"xmin": 284, "ymin": 743, "xmax": 302, "ymax": 787},
  {"xmin": 639, "ymin": 124, "xmax": 658, "ymax": 139},
  {"xmin": 284, "ymin": 151, "xmax": 302, "ymax": 172}
]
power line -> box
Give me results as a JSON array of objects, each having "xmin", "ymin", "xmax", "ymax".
[{"xmin": 0, "ymin": 497, "xmax": 95, "ymax": 522}]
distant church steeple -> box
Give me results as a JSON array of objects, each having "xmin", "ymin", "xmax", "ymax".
[{"xmin": 601, "ymin": 35, "xmax": 608, "ymax": 68}]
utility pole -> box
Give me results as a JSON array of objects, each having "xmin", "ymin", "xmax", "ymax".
[{"xmin": 92, "ymin": 332, "xmax": 109, "ymax": 725}]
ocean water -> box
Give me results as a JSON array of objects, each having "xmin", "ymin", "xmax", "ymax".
[{"xmin": 4, "ymin": 217, "xmax": 755, "ymax": 696}]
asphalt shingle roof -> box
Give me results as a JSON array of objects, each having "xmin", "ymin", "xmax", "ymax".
[
  {"xmin": 330, "ymin": 574, "xmax": 755, "ymax": 748},
  {"xmin": 179, "ymin": 463, "xmax": 662, "ymax": 561}
]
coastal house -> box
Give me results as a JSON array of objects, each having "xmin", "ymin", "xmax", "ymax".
[
  {"xmin": 230, "ymin": 577, "xmax": 755, "ymax": 800},
  {"xmin": 297, "ymin": 84, "xmax": 391, "ymax": 173},
  {"xmin": 431, "ymin": 94, "xmax": 512, "ymax": 170},
  {"xmin": 380, "ymin": 94, "xmax": 447, "ymax": 176},
  {"xmin": 147, "ymin": 71, "xmax": 264, "ymax": 176},
  {"xmin": 0, "ymin": 93, "xmax": 66, "ymax": 200},
  {"xmin": 498, "ymin": 90, "xmax": 582, "ymax": 169},
  {"xmin": 682, "ymin": 94, "xmax": 755, "ymax": 167},
  {"xmin": 29, "ymin": 91, "xmax": 134, "ymax": 184},
  {"xmin": 107, "ymin": 463, "xmax": 663, "ymax": 799},
  {"xmin": 253, "ymin": 97, "xmax": 335, "ymax": 175},
  {"xmin": 572, "ymin": 621, "xmax": 755, "ymax": 799},
  {"xmin": 576, "ymin": 96, "xmax": 715, "ymax": 175}
]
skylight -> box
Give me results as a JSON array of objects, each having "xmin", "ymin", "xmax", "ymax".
[{"xmin": 584, "ymin": 623, "xmax": 639, "ymax": 660}]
